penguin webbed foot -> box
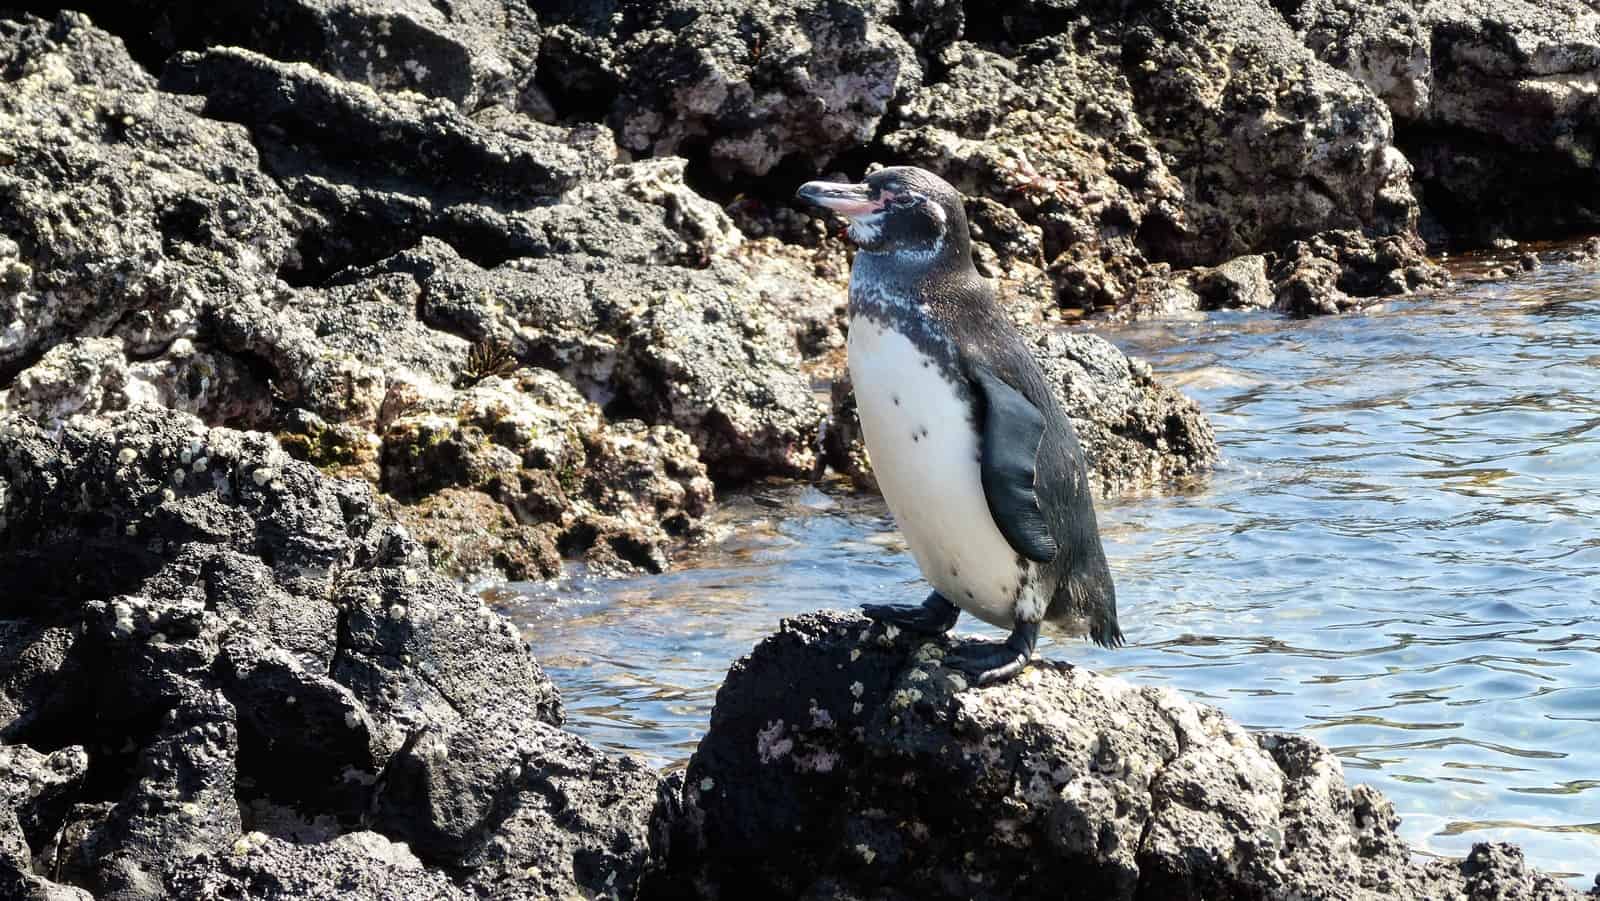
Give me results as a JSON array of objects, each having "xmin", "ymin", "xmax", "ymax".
[
  {"xmin": 862, "ymin": 591, "xmax": 960, "ymax": 635},
  {"xmin": 943, "ymin": 620, "xmax": 1040, "ymax": 685}
]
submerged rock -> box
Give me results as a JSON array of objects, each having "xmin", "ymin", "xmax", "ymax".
[
  {"xmin": 653, "ymin": 610, "xmax": 1587, "ymax": 900},
  {"xmin": 0, "ymin": 407, "xmax": 661, "ymax": 900}
]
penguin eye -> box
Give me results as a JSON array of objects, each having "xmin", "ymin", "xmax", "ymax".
[{"xmin": 886, "ymin": 190, "xmax": 918, "ymax": 208}]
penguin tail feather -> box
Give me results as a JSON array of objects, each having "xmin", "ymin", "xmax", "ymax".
[{"xmin": 1090, "ymin": 621, "xmax": 1125, "ymax": 649}]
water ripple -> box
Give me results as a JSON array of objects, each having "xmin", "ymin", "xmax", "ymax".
[{"xmin": 501, "ymin": 267, "xmax": 1600, "ymax": 885}]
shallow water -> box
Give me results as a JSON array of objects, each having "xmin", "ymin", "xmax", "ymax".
[{"xmin": 493, "ymin": 265, "xmax": 1600, "ymax": 883}]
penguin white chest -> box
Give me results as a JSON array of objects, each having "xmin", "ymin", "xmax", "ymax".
[{"xmin": 847, "ymin": 316, "xmax": 1042, "ymax": 629}]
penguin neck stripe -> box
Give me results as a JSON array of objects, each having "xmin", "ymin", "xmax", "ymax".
[
  {"xmin": 855, "ymin": 237, "xmax": 945, "ymax": 267},
  {"xmin": 847, "ymin": 274, "xmax": 968, "ymax": 402},
  {"xmin": 892, "ymin": 238, "xmax": 944, "ymax": 265}
]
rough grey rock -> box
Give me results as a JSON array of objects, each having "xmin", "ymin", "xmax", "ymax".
[
  {"xmin": 542, "ymin": 0, "xmax": 923, "ymax": 177},
  {"xmin": 1191, "ymin": 254, "xmax": 1274, "ymax": 310},
  {"xmin": 196, "ymin": 245, "xmax": 722, "ymax": 577},
  {"xmin": 1269, "ymin": 229, "xmax": 1446, "ymax": 315},
  {"xmin": 1029, "ymin": 329, "xmax": 1217, "ymax": 491},
  {"xmin": 880, "ymin": 0, "xmax": 1431, "ymax": 314},
  {"xmin": 165, "ymin": 831, "xmax": 468, "ymax": 901},
  {"xmin": 1286, "ymin": 0, "xmax": 1600, "ymax": 246},
  {"xmin": 652, "ymin": 610, "xmax": 1587, "ymax": 901},
  {"xmin": 0, "ymin": 12, "xmax": 818, "ymax": 579},
  {"xmin": 159, "ymin": 38, "xmax": 742, "ymax": 280},
  {"xmin": 0, "ymin": 336, "xmax": 270, "ymax": 432},
  {"xmin": 372, "ymin": 707, "xmax": 660, "ymax": 899},
  {"xmin": 375, "ymin": 487, "xmax": 566, "ymax": 583},
  {"xmin": 1, "ymin": 9, "xmax": 1225, "ymax": 586},
  {"xmin": 0, "ymin": 623, "xmax": 76, "ymax": 741},
  {"xmin": 0, "ymin": 744, "xmax": 91, "ymax": 901},
  {"xmin": 0, "ymin": 407, "xmax": 663, "ymax": 899},
  {"xmin": 395, "ymin": 238, "xmax": 829, "ymax": 481},
  {"xmin": 0, "ymin": 12, "xmax": 294, "ymax": 383},
  {"xmin": 34, "ymin": 0, "xmax": 548, "ymax": 116},
  {"xmin": 67, "ymin": 692, "xmax": 242, "ymax": 901},
  {"xmin": 515, "ymin": 157, "xmax": 746, "ymax": 266},
  {"xmin": 159, "ymin": 45, "xmax": 603, "ymax": 283}
]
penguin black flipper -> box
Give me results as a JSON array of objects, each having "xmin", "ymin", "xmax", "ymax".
[{"xmin": 970, "ymin": 363, "xmax": 1059, "ymax": 563}]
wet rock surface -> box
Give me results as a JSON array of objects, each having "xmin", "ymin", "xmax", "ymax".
[
  {"xmin": 0, "ymin": 407, "xmax": 660, "ymax": 900},
  {"xmin": 651, "ymin": 610, "xmax": 1587, "ymax": 900}
]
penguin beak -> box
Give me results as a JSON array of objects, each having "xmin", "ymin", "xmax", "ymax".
[{"xmin": 796, "ymin": 180, "xmax": 880, "ymax": 218}]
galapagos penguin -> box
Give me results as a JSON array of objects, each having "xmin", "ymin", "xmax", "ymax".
[{"xmin": 797, "ymin": 166, "xmax": 1121, "ymax": 684}]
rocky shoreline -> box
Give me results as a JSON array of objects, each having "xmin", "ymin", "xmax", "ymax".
[
  {"xmin": 5, "ymin": 1, "xmax": 1600, "ymax": 582},
  {"xmin": 0, "ymin": 408, "xmax": 1589, "ymax": 899},
  {"xmin": 3, "ymin": 0, "xmax": 1600, "ymax": 897},
  {"xmin": 0, "ymin": 7, "xmax": 1225, "ymax": 582}
]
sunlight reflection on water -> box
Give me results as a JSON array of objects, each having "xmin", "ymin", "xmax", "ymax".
[{"xmin": 496, "ymin": 266, "xmax": 1600, "ymax": 883}]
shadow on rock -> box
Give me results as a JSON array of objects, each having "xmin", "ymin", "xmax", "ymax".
[
  {"xmin": 0, "ymin": 407, "xmax": 662, "ymax": 900},
  {"xmin": 649, "ymin": 610, "xmax": 1588, "ymax": 901}
]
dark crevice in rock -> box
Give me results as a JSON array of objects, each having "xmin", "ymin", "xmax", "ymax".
[
  {"xmin": 1398, "ymin": 123, "xmax": 1600, "ymax": 250},
  {"xmin": 530, "ymin": 32, "xmax": 617, "ymax": 125},
  {"xmin": 2, "ymin": 1, "xmax": 171, "ymax": 72},
  {"xmin": 0, "ymin": 345, "xmax": 46, "ymax": 390},
  {"xmin": 280, "ymin": 230, "xmax": 417, "ymax": 291},
  {"xmin": 280, "ymin": 221, "xmax": 525, "ymax": 291},
  {"xmin": 253, "ymin": 169, "xmax": 554, "ymax": 287},
  {"xmin": 1265, "ymin": 0, "xmax": 1305, "ymax": 21},
  {"xmin": 0, "ymin": 545, "xmax": 165, "ymax": 618},
  {"xmin": 957, "ymin": 0, "xmax": 1018, "ymax": 47},
  {"xmin": 364, "ymin": 725, "xmax": 430, "ymax": 822},
  {"xmin": 555, "ymin": 521, "xmax": 601, "ymax": 559},
  {"xmin": 74, "ymin": 710, "xmax": 168, "ymax": 805}
]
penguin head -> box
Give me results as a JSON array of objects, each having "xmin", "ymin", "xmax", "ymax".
[{"xmin": 797, "ymin": 166, "xmax": 969, "ymax": 263}]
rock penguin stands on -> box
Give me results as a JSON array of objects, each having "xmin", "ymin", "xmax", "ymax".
[{"xmin": 797, "ymin": 166, "xmax": 1122, "ymax": 683}]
